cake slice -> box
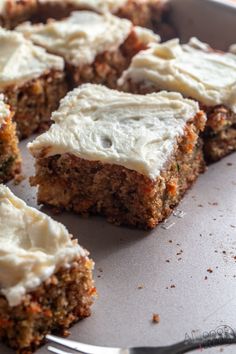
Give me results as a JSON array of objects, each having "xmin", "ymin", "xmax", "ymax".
[
  {"xmin": 35, "ymin": 0, "xmax": 175, "ymax": 40},
  {"xmin": 0, "ymin": 94, "xmax": 21, "ymax": 182},
  {"xmin": 0, "ymin": 27, "xmax": 67, "ymax": 139},
  {"xmin": 16, "ymin": 11, "xmax": 160, "ymax": 90},
  {"xmin": 29, "ymin": 84, "xmax": 206, "ymax": 229},
  {"xmin": 119, "ymin": 37, "xmax": 236, "ymax": 162},
  {"xmin": 0, "ymin": 0, "xmax": 37, "ymax": 28},
  {"xmin": 0, "ymin": 185, "xmax": 95, "ymax": 353}
]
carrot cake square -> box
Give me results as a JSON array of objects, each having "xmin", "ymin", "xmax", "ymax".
[
  {"xmin": 0, "ymin": 0, "xmax": 37, "ymax": 28},
  {"xmin": 35, "ymin": 0, "xmax": 175, "ymax": 40},
  {"xmin": 119, "ymin": 37, "xmax": 236, "ymax": 162},
  {"xmin": 16, "ymin": 10, "xmax": 160, "ymax": 89},
  {"xmin": 29, "ymin": 84, "xmax": 206, "ymax": 229},
  {"xmin": 0, "ymin": 185, "xmax": 95, "ymax": 353},
  {"xmin": 0, "ymin": 94, "xmax": 21, "ymax": 182},
  {"xmin": 0, "ymin": 27, "xmax": 67, "ymax": 139}
]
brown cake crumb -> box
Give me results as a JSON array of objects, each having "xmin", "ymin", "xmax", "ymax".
[
  {"xmin": 138, "ymin": 284, "xmax": 144, "ymax": 289},
  {"xmin": 207, "ymin": 268, "xmax": 213, "ymax": 273},
  {"xmin": 152, "ymin": 313, "xmax": 160, "ymax": 324}
]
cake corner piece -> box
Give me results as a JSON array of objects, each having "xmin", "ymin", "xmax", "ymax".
[
  {"xmin": 0, "ymin": 185, "xmax": 96, "ymax": 353},
  {"xmin": 29, "ymin": 84, "xmax": 206, "ymax": 229}
]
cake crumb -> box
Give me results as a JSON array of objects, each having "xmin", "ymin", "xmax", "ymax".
[
  {"xmin": 138, "ymin": 284, "xmax": 144, "ymax": 289},
  {"xmin": 207, "ymin": 268, "xmax": 213, "ymax": 273},
  {"xmin": 152, "ymin": 313, "xmax": 160, "ymax": 324},
  {"xmin": 170, "ymin": 284, "xmax": 176, "ymax": 288}
]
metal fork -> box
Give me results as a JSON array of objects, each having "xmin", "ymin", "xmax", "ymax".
[{"xmin": 46, "ymin": 332, "xmax": 236, "ymax": 354}]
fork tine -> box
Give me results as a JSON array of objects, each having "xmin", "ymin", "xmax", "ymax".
[
  {"xmin": 48, "ymin": 346, "xmax": 74, "ymax": 354},
  {"xmin": 46, "ymin": 335, "xmax": 124, "ymax": 354}
]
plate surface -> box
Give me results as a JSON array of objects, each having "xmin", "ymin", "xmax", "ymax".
[{"xmin": 1, "ymin": 0, "xmax": 236, "ymax": 353}]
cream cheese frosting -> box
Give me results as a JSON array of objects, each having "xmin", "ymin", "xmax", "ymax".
[
  {"xmin": 0, "ymin": 185, "xmax": 87, "ymax": 307},
  {"xmin": 17, "ymin": 11, "xmax": 132, "ymax": 66},
  {"xmin": 29, "ymin": 84, "xmax": 202, "ymax": 180},
  {"xmin": 39, "ymin": 0, "xmax": 127, "ymax": 13},
  {"xmin": 0, "ymin": 28, "xmax": 64, "ymax": 90},
  {"xmin": 0, "ymin": 94, "xmax": 10, "ymax": 126},
  {"xmin": 119, "ymin": 37, "xmax": 236, "ymax": 112}
]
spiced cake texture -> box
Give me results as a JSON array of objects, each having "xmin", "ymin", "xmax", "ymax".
[
  {"xmin": 0, "ymin": 94, "xmax": 21, "ymax": 182},
  {"xmin": 0, "ymin": 185, "xmax": 95, "ymax": 354},
  {"xmin": 16, "ymin": 11, "xmax": 160, "ymax": 90},
  {"xmin": 119, "ymin": 37, "xmax": 236, "ymax": 162},
  {"xmin": 29, "ymin": 84, "xmax": 206, "ymax": 229},
  {"xmin": 0, "ymin": 28, "xmax": 67, "ymax": 139},
  {"xmin": 0, "ymin": 0, "xmax": 37, "ymax": 28}
]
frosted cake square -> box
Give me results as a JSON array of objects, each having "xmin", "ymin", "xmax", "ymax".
[
  {"xmin": 119, "ymin": 38, "xmax": 236, "ymax": 162},
  {"xmin": 17, "ymin": 11, "xmax": 160, "ymax": 89},
  {"xmin": 0, "ymin": 185, "xmax": 95, "ymax": 353},
  {"xmin": 29, "ymin": 84, "xmax": 206, "ymax": 229}
]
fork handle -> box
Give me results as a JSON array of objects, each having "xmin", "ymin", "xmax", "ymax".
[
  {"xmin": 132, "ymin": 331, "xmax": 236, "ymax": 353},
  {"xmin": 165, "ymin": 332, "xmax": 236, "ymax": 354}
]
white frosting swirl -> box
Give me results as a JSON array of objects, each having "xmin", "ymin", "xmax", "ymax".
[
  {"xmin": 0, "ymin": 185, "xmax": 87, "ymax": 307},
  {"xmin": 29, "ymin": 84, "xmax": 202, "ymax": 180},
  {"xmin": 17, "ymin": 11, "xmax": 132, "ymax": 66},
  {"xmin": 119, "ymin": 37, "xmax": 236, "ymax": 112},
  {"xmin": 0, "ymin": 28, "xmax": 64, "ymax": 89}
]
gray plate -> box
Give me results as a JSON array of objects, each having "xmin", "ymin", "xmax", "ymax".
[{"xmin": 2, "ymin": 0, "xmax": 236, "ymax": 353}]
